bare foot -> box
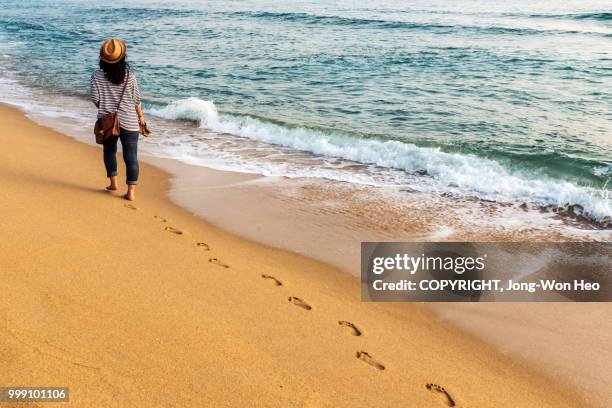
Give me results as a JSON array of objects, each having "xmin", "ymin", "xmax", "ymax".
[
  {"xmin": 124, "ymin": 185, "xmax": 136, "ymax": 201},
  {"xmin": 106, "ymin": 176, "xmax": 118, "ymax": 191}
]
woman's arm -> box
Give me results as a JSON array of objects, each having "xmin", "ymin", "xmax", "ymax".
[
  {"xmin": 132, "ymin": 73, "xmax": 145, "ymax": 125},
  {"xmin": 89, "ymin": 72, "xmax": 100, "ymax": 108},
  {"xmin": 135, "ymin": 104, "xmax": 145, "ymax": 125}
]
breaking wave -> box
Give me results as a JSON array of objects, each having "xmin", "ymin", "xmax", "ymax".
[{"xmin": 149, "ymin": 97, "xmax": 611, "ymax": 225}]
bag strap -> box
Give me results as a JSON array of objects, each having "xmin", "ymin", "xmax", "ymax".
[{"xmin": 115, "ymin": 70, "xmax": 129, "ymax": 113}]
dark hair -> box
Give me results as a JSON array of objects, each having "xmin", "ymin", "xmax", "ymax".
[{"xmin": 99, "ymin": 57, "xmax": 129, "ymax": 85}]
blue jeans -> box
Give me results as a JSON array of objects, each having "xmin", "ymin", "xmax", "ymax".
[{"xmin": 103, "ymin": 128, "xmax": 139, "ymax": 185}]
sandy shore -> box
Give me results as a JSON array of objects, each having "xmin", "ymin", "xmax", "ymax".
[
  {"xmin": 156, "ymin": 136, "xmax": 612, "ymax": 406},
  {"xmin": 0, "ymin": 104, "xmax": 588, "ymax": 407}
]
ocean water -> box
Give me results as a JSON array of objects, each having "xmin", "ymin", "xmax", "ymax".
[{"xmin": 0, "ymin": 0, "xmax": 610, "ymax": 226}]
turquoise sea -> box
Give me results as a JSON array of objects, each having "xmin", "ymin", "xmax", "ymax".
[{"xmin": 0, "ymin": 0, "xmax": 610, "ymax": 226}]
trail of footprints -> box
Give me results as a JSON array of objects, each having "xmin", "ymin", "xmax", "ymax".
[
  {"xmin": 262, "ymin": 275, "xmax": 457, "ymax": 405},
  {"xmin": 153, "ymin": 213, "xmax": 230, "ymax": 268},
  {"xmin": 130, "ymin": 206, "xmax": 456, "ymax": 406}
]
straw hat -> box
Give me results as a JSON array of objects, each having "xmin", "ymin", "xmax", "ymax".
[{"xmin": 100, "ymin": 38, "xmax": 126, "ymax": 64}]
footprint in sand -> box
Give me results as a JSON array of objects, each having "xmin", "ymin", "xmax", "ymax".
[
  {"xmin": 355, "ymin": 351, "xmax": 385, "ymax": 370},
  {"xmin": 261, "ymin": 274, "xmax": 282, "ymax": 286},
  {"xmin": 426, "ymin": 384, "xmax": 456, "ymax": 407},
  {"xmin": 338, "ymin": 321, "xmax": 362, "ymax": 336},
  {"xmin": 196, "ymin": 242, "xmax": 210, "ymax": 251},
  {"xmin": 124, "ymin": 204, "xmax": 138, "ymax": 210},
  {"xmin": 209, "ymin": 258, "xmax": 229, "ymax": 268},
  {"xmin": 153, "ymin": 215, "xmax": 167, "ymax": 223},
  {"xmin": 164, "ymin": 226, "xmax": 183, "ymax": 235},
  {"xmin": 288, "ymin": 296, "xmax": 311, "ymax": 310}
]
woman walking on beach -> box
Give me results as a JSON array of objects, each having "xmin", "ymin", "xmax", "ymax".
[{"xmin": 90, "ymin": 38, "xmax": 145, "ymax": 201}]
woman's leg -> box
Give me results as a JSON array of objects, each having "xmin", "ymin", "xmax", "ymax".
[
  {"xmin": 119, "ymin": 129, "xmax": 139, "ymax": 200},
  {"xmin": 103, "ymin": 136, "xmax": 119, "ymax": 190}
]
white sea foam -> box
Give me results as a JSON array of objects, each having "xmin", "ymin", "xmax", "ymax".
[
  {"xmin": 150, "ymin": 97, "xmax": 220, "ymax": 126},
  {"xmin": 593, "ymin": 165, "xmax": 612, "ymax": 178},
  {"xmin": 149, "ymin": 97, "xmax": 611, "ymax": 223}
]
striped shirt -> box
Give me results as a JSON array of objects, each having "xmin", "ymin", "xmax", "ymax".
[{"xmin": 90, "ymin": 69, "xmax": 141, "ymax": 131}]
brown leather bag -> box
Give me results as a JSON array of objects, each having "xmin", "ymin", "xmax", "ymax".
[{"xmin": 94, "ymin": 71, "xmax": 129, "ymax": 144}]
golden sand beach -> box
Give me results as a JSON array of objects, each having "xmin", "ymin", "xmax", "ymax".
[{"xmin": 0, "ymin": 104, "xmax": 589, "ymax": 407}]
